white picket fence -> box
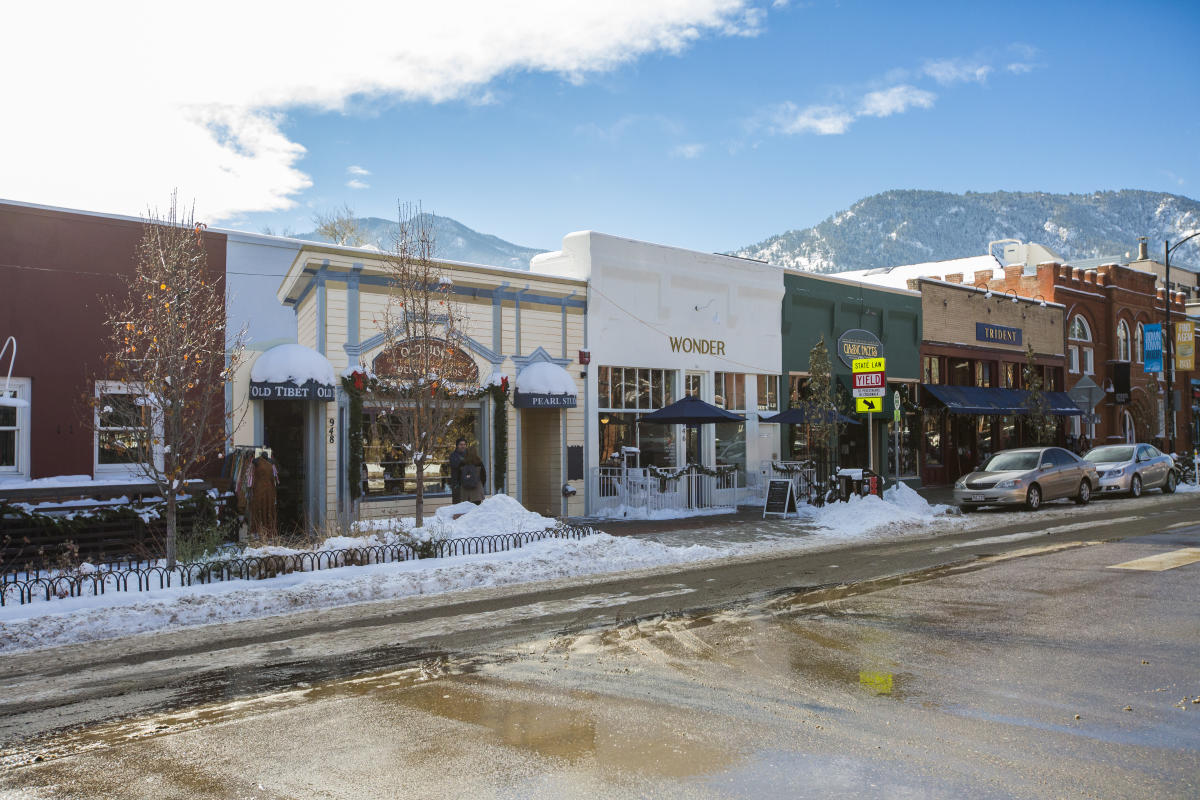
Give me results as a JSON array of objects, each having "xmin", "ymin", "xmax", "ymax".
[{"xmin": 588, "ymin": 465, "xmax": 740, "ymax": 517}]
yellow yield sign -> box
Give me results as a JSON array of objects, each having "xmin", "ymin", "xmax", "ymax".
[
  {"xmin": 856, "ymin": 396, "xmax": 883, "ymax": 414},
  {"xmin": 852, "ymin": 357, "xmax": 885, "ymax": 373}
]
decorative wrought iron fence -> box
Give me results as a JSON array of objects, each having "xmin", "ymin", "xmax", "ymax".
[{"xmin": 0, "ymin": 524, "xmax": 596, "ymax": 607}]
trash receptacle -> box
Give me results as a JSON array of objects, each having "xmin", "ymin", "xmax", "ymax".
[{"xmin": 834, "ymin": 468, "xmax": 885, "ymax": 501}]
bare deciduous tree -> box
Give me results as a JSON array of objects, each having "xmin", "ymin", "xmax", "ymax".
[
  {"xmin": 97, "ymin": 194, "xmax": 246, "ymax": 566},
  {"xmin": 372, "ymin": 204, "xmax": 478, "ymax": 527},
  {"xmin": 312, "ymin": 203, "xmax": 370, "ymax": 247},
  {"xmin": 798, "ymin": 335, "xmax": 839, "ymax": 464}
]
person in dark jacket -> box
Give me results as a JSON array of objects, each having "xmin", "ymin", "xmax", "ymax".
[
  {"xmin": 459, "ymin": 448, "xmax": 487, "ymax": 504},
  {"xmin": 448, "ymin": 438, "xmax": 468, "ymax": 502}
]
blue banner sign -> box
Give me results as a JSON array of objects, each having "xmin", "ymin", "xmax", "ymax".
[
  {"xmin": 975, "ymin": 322, "xmax": 1022, "ymax": 346},
  {"xmin": 1144, "ymin": 323, "xmax": 1163, "ymax": 373}
]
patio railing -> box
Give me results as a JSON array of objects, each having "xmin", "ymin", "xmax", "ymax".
[{"xmin": 588, "ymin": 465, "xmax": 740, "ymax": 517}]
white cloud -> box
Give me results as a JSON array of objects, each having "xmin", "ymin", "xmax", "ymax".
[
  {"xmin": 670, "ymin": 143, "xmax": 705, "ymax": 159},
  {"xmin": 859, "ymin": 85, "xmax": 936, "ymax": 117},
  {"xmin": 347, "ymin": 165, "xmax": 371, "ymax": 176},
  {"xmin": 923, "ymin": 58, "xmax": 993, "ymax": 85},
  {"xmin": 0, "ymin": 1, "xmax": 762, "ymax": 222},
  {"xmin": 346, "ymin": 179, "xmax": 370, "ymax": 190},
  {"xmin": 766, "ymin": 85, "xmax": 933, "ymax": 137},
  {"xmin": 773, "ymin": 103, "xmax": 856, "ymax": 135}
]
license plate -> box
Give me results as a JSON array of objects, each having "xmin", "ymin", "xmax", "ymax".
[{"xmin": 972, "ymin": 495, "xmax": 985, "ymax": 502}]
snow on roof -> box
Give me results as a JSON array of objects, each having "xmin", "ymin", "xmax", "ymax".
[
  {"xmin": 250, "ymin": 344, "xmax": 336, "ymax": 386},
  {"xmin": 515, "ymin": 361, "xmax": 577, "ymax": 395},
  {"xmin": 838, "ymin": 254, "xmax": 1005, "ymax": 290}
]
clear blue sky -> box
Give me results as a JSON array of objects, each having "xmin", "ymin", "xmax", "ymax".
[{"xmin": 9, "ymin": 1, "xmax": 1200, "ymax": 254}]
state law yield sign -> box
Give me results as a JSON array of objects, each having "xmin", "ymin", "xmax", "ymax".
[{"xmin": 852, "ymin": 356, "xmax": 886, "ymax": 400}]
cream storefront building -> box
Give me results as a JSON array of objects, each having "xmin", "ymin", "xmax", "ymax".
[
  {"xmin": 531, "ymin": 232, "xmax": 786, "ymax": 513},
  {"xmin": 233, "ymin": 243, "xmax": 588, "ymax": 529}
]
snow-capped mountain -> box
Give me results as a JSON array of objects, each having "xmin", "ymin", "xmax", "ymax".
[
  {"xmin": 294, "ymin": 213, "xmax": 546, "ymax": 270},
  {"xmin": 733, "ymin": 190, "xmax": 1200, "ymax": 272}
]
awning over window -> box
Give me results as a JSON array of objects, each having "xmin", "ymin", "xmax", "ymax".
[
  {"xmin": 922, "ymin": 384, "xmax": 1082, "ymax": 416},
  {"xmin": 249, "ymin": 344, "xmax": 337, "ymax": 401},
  {"xmin": 513, "ymin": 361, "xmax": 578, "ymax": 409}
]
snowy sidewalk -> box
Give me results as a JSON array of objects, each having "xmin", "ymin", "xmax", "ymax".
[{"xmin": 1, "ymin": 486, "xmax": 1193, "ymax": 655}]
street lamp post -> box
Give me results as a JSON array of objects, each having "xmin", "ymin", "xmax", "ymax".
[{"xmin": 1164, "ymin": 231, "xmax": 1200, "ymax": 453}]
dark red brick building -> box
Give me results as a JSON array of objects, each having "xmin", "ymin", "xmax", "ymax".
[
  {"xmin": 980, "ymin": 261, "xmax": 1192, "ymax": 453},
  {"xmin": 0, "ymin": 202, "xmax": 227, "ymax": 484}
]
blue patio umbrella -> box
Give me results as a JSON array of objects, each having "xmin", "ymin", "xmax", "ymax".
[
  {"xmin": 639, "ymin": 395, "xmax": 744, "ymax": 427},
  {"xmin": 760, "ymin": 407, "xmax": 861, "ymax": 426}
]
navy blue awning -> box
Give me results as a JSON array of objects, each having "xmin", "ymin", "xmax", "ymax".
[{"xmin": 922, "ymin": 385, "xmax": 1081, "ymax": 416}]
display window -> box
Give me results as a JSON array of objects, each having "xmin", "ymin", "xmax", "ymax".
[{"xmin": 361, "ymin": 405, "xmax": 482, "ymax": 497}]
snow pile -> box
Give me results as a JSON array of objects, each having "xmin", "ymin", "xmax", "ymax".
[
  {"xmin": 0, "ymin": 532, "xmax": 724, "ymax": 653},
  {"xmin": 356, "ymin": 494, "xmax": 559, "ymax": 541},
  {"xmin": 801, "ymin": 482, "xmax": 956, "ymax": 538},
  {"xmin": 250, "ymin": 343, "xmax": 336, "ymax": 385},
  {"xmin": 515, "ymin": 361, "xmax": 576, "ymax": 395}
]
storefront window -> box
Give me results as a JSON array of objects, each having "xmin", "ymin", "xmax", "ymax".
[
  {"xmin": 597, "ymin": 366, "xmax": 678, "ymax": 468},
  {"xmin": 1001, "ymin": 362, "xmax": 1018, "ymax": 389},
  {"xmin": 922, "ymin": 415, "xmax": 943, "ymax": 467},
  {"xmin": 922, "ymin": 357, "xmax": 941, "ymax": 384},
  {"xmin": 361, "ymin": 405, "xmax": 481, "ymax": 497},
  {"xmin": 713, "ymin": 372, "xmax": 744, "ymax": 410},
  {"xmin": 0, "ymin": 379, "xmax": 29, "ymax": 476},
  {"xmin": 598, "ymin": 412, "xmax": 637, "ymax": 465},
  {"xmin": 949, "ymin": 359, "xmax": 971, "ymax": 386},
  {"xmin": 975, "ymin": 362, "xmax": 992, "ymax": 388},
  {"xmin": 999, "ymin": 415, "xmax": 1017, "ymax": 450},
  {"xmin": 598, "ymin": 366, "xmax": 675, "ymax": 410},
  {"xmin": 757, "ymin": 375, "xmax": 779, "ymax": 411},
  {"xmin": 976, "ymin": 416, "xmax": 994, "ymax": 462},
  {"xmin": 886, "ymin": 385, "xmax": 918, "ymax": 477},
  {"xmin": 95, "ymin": 382, "xmax": 153, "ymax": 470}
]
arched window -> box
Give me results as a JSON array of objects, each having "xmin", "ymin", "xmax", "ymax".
[
  {"xmin": 1122, "ymin": 410, "xmax": 1136, "ymax": 444},
  {"xmin": 1069, "ymin": 315, "xmax": 1092, "ymax": 342},
  {"xmin": 1068, "ymin": 315, "xmax": 1094, "ymax": 375},
  {"xmin": 1135, "ymin": 323, "xmax": 1144, "ymax": 365},
  {"xmin": 1117, "ymin": 320, "xmax": 1131, "ymax": 362}
]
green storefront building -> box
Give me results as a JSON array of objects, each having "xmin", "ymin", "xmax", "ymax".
[{"xmin": 780, "ymin": 271, "xmax": 923, "ymax": 486}]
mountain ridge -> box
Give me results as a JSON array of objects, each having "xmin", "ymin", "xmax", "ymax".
[
  {"xmin": 732, "ymin": 189, "xmax": 1200, "ymax": 273},
  {"xmin": 292, "ymin": 213, "xmax": 547, "ymax": 271}
]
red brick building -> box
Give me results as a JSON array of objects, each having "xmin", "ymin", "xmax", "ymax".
[
  {"xmin": 0, "ymin": 201, "xmax": 228, "ymax": 484},
  {"xmin": 978, "ymin": 261, "xmax": 1192, "ymax": 453}
]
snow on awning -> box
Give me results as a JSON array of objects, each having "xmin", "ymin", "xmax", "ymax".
[
  {"xmin": 513, "ymin": 361, "xmax": 577, "ymax": 409},
  {"xmin": 250, "ymin": 344, "xmax": 337, "ymax": 401}
]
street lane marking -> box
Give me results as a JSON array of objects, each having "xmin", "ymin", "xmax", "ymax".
[
  {"xmin": 1165, "ymin": 521, "xmax": 1200, "ymax": 530},
  {"xmin": 1107, "ymin": 548, "xmax": 1200, "ymax": 571}
]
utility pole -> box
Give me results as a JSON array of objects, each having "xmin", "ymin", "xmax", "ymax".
[{"xmin": 1165, "ymin": 231, "xmax": 1200, "ymax": 453}]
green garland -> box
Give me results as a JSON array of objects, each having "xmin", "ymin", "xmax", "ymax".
[
  {"xmin": 341, "ymin": 371, "xmax": 510, "ymax": 501},
  {"xmin": 771, "ymin": 460, "xmax": 815, "ymax": 475},
  {"xmin": 649, "ymin": 462, "xmax": 736, "ymax": 480}
]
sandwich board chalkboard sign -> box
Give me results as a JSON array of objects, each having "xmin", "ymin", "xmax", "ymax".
[{"xmin": 763, "ymin": 478, "xmax": 798, "ymax": 518}]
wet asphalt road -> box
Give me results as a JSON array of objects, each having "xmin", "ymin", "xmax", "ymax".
[{"xmin": 1, "ymin": 495, "xmax": 1199, "ymax": 797}]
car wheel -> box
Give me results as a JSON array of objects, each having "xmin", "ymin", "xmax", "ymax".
[
  {"xmin": 1164, "ymin": 470, "xmax": 1177, "ymax": 494},
  {"xmin": 1025, "ymin": 484, "xmax": 1042, "ymax": 511},
  {"xmin": 1129, "ymin": 474, "xmax": 1142, "ymax": 498},
  {"xmin": 1074, "ymin": 479, "xmax": 1091, "ymax": 505},
  {"xmin": 960, "ymin": 504, "xmax": 978, "ymax": 513}
]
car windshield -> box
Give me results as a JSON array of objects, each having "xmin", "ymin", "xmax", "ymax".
[
  {"xmin": 1084, "ymin": 446, "xmax": 1134, "ymax": 463},
  {"xmin": 981, "ymin": 451, "xmax": 1040, "ymax": 472}
]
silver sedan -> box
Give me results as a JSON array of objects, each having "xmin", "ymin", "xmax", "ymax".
[
  {"xmin": 954, "ymin": 446, "xmax": 1100, "ymax": 511},
  {"xmin": 1082, "ymin": 443, "xmax": 1178, "ymax": 497}
]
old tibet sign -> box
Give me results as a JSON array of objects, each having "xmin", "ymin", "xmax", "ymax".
[{"xmin": 372, "ymin": 337, "xmax": 480, "ymax": 385}]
